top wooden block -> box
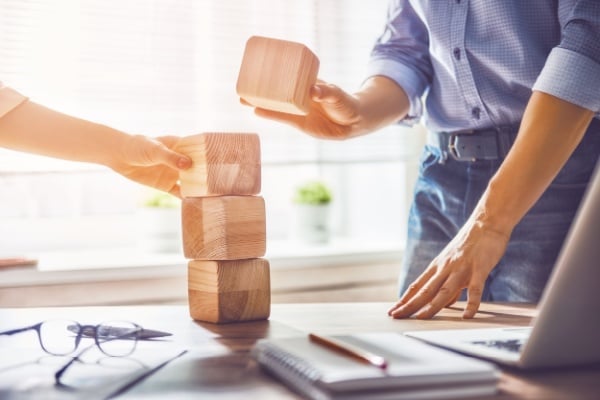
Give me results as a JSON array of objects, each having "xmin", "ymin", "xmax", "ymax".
[
  {"xmin": 236, "ymin": 36, "xmax": 319, "ymax": 116},
  {"xmin": 175, "ymin": 133, "xmax": 261, "ymax": 197}
]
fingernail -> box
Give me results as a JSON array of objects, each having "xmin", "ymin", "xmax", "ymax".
[{"xmin": 177, "ymin": 157, "xmax": 192, "ymax": 170}]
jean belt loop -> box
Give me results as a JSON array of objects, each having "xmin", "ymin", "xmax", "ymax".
[
  {"xmin": 426, "ymin": 130, "xmax": 449, "ymax": 164},
  {"xmin": 438, "ymin": 132, "xmax": 449, "ymax": 164}
]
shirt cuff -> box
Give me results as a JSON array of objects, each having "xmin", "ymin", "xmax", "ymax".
[
  {"xmin": 0, "ymin": 84, "xmax": 28, "ymax": 119},
  {"xmin": 533, "ymin": 47, "xmax": 600, "ymax": 113},
  {"xmin": 366, "ymin": 58, "xmax": 425, "ymax": 125}
]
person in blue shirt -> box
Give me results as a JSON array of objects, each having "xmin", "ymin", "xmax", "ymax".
[{"xmin": 248, "ymin": 1, "xmax": 600, "ymax": 319}]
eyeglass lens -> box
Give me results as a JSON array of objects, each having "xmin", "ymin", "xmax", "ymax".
[
  {"xmin": 39, "ymin": 319, "xmax": 80, "ymax": 355},
  {"xmin": 95, "ymin": 321, "xmax": 140, "ymax": 357}
]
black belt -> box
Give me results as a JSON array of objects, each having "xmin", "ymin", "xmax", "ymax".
[{"xmin": 427, "ymin": 125, "xmax": 519, "ymax": 162}]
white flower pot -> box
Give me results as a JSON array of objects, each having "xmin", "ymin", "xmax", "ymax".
[{"xmin": 294, "ymin": 204, "xmax": 331, "ymax": 244}]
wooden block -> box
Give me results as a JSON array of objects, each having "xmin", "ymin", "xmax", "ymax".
[
  {"xmin": 175, "ymin": 133, "xmax": 261, "ymax": 197},
  {"xmin": 236, "ymin": 35, "xmax": 319, "ymax": 115},
  {"xmin": 188, "ymin": 258, "xmax": 271, "ymax": 323},
  {"xmin": 182, "ymin": 196, "xmax": 266, "ymax": 260}
]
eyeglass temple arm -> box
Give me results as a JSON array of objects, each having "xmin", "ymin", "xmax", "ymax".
[
  {"xmin": 0, "ymin": 323, "xmax": 40, "ymax": 336},
  {"xmin": 54, "ymin": 342, "xmax": 98, "ymax": 386},
  {"xmin": 54, "ymin": 333, "xmax": 142, "ymax": 387},
  {"xmin": 54, "ymin": 355, "xmax": 79, "ymax": 385}
]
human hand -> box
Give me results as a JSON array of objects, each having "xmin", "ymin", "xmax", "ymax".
[
  {"xmin": 243, "ymin": 80, "xmax": 363, "ymax": 140},
  {"xmin": 388, "ymin": 219, "xmax": 511, "ymax": 319},
  {"xmin": 110, "ymin": 135, "xmax": 192, "ymax": 198}
]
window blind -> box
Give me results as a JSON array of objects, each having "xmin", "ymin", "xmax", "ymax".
[{"xmin": 0, "ymin": 0, "xmax": 409, "ymax": 171}]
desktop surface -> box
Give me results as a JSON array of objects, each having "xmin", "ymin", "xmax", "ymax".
[{"xmin": 0, "ymin": 302, "xmax": 598, "ymax": 399}]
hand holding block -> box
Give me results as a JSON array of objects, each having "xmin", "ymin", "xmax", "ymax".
[
  {"xmin": 182, "ymin": 196, "xmax": 266, "ymax": 260},
  {"xmin": 237, "ymin": 36, "xmax": 319, "ymax": 115},
  {"xmin": 188, "ymin": 258, "xmax": 271, "ymax": 323},
  {"xmin": 176, "ymin": 133, "xmax": 261, "ymax": 197}
]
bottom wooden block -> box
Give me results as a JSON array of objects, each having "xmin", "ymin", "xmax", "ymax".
[{"xmin": 188, "ymin": 258, "xmax": 271, "ymax": 324}]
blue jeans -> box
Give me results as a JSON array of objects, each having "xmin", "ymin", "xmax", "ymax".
[{"xmin": 399, "ymin": 120, "xmax": 600, "ymax": 302}]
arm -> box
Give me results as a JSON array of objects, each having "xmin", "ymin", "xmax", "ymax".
[
  {"xmin": 477, "ymin": 93, "xmax": 594, "ymax": 238},
  {"xmin": 248, "ymin": 0, "xmax": 429, "ymax": 140},
  {"xmin": 389, "ymin": 91, "xmax": 594, "ymax": 320},
  {"xmin": 0, "ymin": 99, "xmax": 191, "ymax": 197}
]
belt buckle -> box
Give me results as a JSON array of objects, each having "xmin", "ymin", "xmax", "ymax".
[{"xmin": 448, "ymin": 130, "xmax": 477, "ymax": 162}]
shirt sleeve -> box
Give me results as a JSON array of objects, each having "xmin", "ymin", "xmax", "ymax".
[
  {"xmin": 0, "ymin": 81, "xmax": 28, "ymax": 119},
  {"xmin": 366, "ymin": 0, "xmax": 433, "ymax": 124},
  {"xmin": 533, "ymin": 0, "xmax": 600, "ymax": 113}
]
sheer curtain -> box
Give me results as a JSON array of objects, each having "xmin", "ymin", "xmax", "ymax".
[{"xmin": 0, "ymin": 0, "xmax": 421, "ymax": 254}]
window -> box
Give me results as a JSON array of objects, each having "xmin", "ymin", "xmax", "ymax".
[{"xmin": 0, "ymin": 0, "xmax": 423, "ymax": 259}]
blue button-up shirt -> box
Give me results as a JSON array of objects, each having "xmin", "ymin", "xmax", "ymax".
[{"xmin": 367, "ymin": 0, "xmax": 600, "ymax": 132}]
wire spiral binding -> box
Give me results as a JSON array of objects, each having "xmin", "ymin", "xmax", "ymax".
[{"xmin": 253, "ymin": 342, "xmax": 328, "ymax": 400}]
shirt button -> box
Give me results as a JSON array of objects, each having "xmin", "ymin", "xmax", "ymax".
[
  {"xmin": 472, "ymin": 107, "xmax": 481, "ymax": 119},
  {"xmin": 453, "ymin": 48, "xmax": 461, "ymax": 60}
]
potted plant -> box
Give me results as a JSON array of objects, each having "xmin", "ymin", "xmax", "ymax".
[
  {"xmin": 137, "ymin": 190, "xmax": 182, "ymax": 253},
  {"xmin": 293, "ymin": 180, "xmax": 333, "ymax": 244}
]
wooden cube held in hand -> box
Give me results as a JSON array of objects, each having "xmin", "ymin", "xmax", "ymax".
[
  {"xmin": 182, "ymin": 196, "xmax": 266, "ymax": 260},
  {"xmin": 188, "ymin": 258, "xmax": 271, "ymax": 323},
  {"xmin": 176, "ymin": 133, "xmax": 261, "ymax": 198},
  {"xmin": 237, "ymin": 36, "xmax": 319, "ymax": 115}
]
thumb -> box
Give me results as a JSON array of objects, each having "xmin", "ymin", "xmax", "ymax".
[{"xmin": 311, "ymin": 83, "xmax": 347, "ymax": 104}]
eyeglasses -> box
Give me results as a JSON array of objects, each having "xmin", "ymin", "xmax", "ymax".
[
  {"xmin": 0, "ymin": 319, "xmax": 142, "ymax": 356},
  {"xmin": 0, "ymin": 319, "xmax": 143, "ymax": 385}
]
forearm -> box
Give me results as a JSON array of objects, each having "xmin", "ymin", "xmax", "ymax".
[
  {"xmin": 474, "ymin": 91, "xmax": 594, "ymax": 234},
  {"xmin": 0, "ymin": 100, "xmax": 129, "ymax": 168},
  {"xmin": 353, "ymin": 75, "xmax": 410, "ymax": 135}
]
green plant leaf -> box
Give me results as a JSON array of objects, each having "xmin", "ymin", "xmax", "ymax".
[
  {"xmin": 142, "ymin": 191, "xmax": 180, "ymax": 208},
  {"xmin": 293, "ymin": 181, "xmax": 332, "ymax": 205}
]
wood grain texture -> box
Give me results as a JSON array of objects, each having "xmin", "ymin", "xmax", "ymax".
[
  {"xmin": 182, "ymin": 196, "xmax": 266, "ymax": 260},
  {"xmin": 188, "ymin": 258, "xmax": 271, "ymax": 323},
  {"xmin": 236, "ymin": 36, "xmax": 319, "ymax": 115},
  {"xmin": 175, "ymin": 133, "xmax": 261, "ymax": 197}
]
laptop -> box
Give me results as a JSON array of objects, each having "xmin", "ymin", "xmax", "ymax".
[{"xmin": 405, "ymin": 161, "xmax": 600, "ymax": 369}]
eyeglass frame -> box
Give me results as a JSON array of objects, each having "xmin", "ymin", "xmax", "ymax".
[
  {"xmin": 0, "ymin": 320, "xmax": 143, "ymax": 356},
  {"xmin": 0, "ymin": 319, "xmax": 144, "ymax": 386}
]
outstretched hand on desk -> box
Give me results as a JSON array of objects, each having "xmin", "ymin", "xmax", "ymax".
[{"xmin": 388, "ymin": 215, "xmax": 510, "ymax": 320}]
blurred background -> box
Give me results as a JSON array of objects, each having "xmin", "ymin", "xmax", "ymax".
[{"xmin": 0, "ymin": 0, "xmax": 425, "ymax": 306}]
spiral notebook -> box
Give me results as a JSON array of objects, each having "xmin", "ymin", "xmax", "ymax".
[{"xmin": 252, "ymin": 332, "xmax": 499, "ymax": 400}]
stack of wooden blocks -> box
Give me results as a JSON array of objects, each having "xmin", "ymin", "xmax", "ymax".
[
  {"xmin": 177, "ymin": 133, "xmax": 270, "ymax": 324},
  {"xmin": 174, "ymin": 35, "xmax": 318, "ymax": 323}
]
